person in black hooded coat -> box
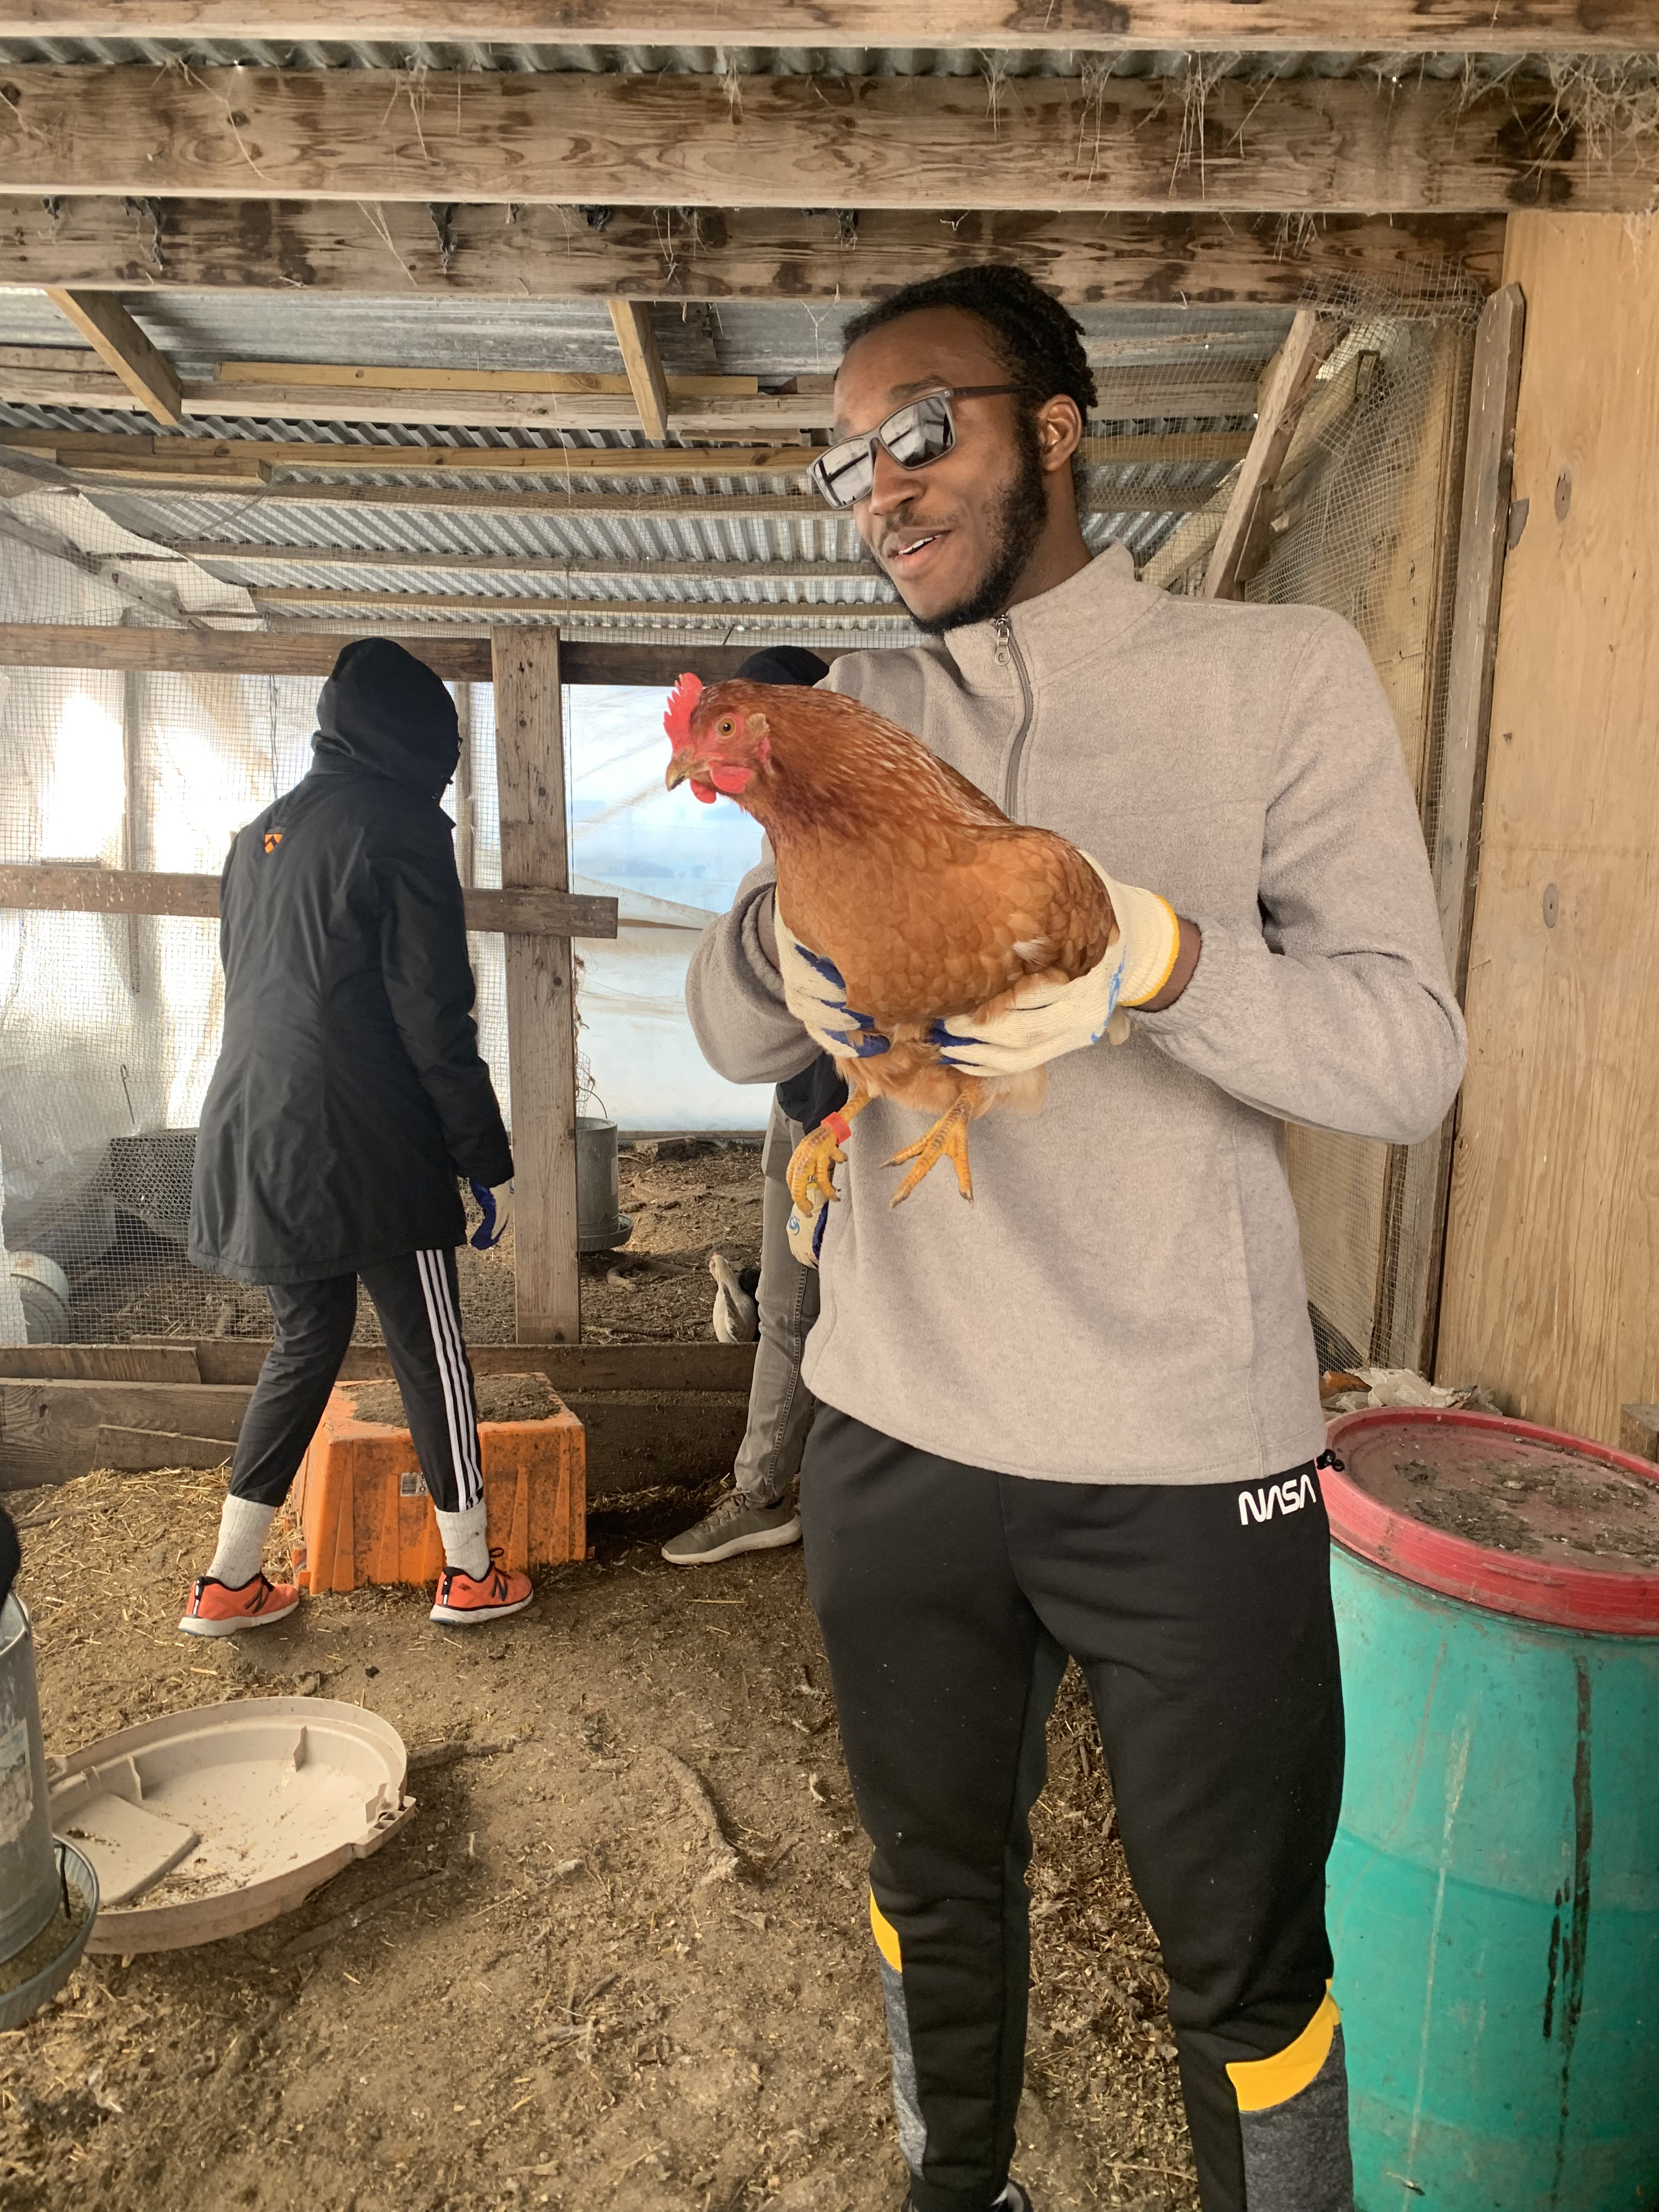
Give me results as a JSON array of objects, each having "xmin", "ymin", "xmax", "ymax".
[{"xmin": 183, "ymin": 638, "xmax": 531, "ymax": 1637}]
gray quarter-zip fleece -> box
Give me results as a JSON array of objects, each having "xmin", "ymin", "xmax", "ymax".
[{"xmin": 685, "ymin": 547, "xmax": 1466, "ymax": 1485}]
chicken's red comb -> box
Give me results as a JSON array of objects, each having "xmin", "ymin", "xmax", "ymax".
[{"xmin": 664, "ymin": 670, "xmax": 703, "ymax": 749}]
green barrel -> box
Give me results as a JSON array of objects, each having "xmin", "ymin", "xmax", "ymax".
[{"xmin": 1322, "ymin": 1409, "xmax": 1659, "ymax": 2211}]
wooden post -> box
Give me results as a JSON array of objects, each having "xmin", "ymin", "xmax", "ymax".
[
  {"xmin": 606, "ymin": 299, "xmax": 672, "ymax": 442},
  {"xmin": 492, "ymin": 629, "xmax": 579, "ymax": 1344},
  {"xmin": 1374, "ymin": 283, "xmax": 1526, "ymax": 1375},
  {"xmin": 453, "ymin": 679, "xmax": 476, "ymax": 890},
  {"xmin": 119, "ymin": 664, "xmax": 143, "ymax": 993}
]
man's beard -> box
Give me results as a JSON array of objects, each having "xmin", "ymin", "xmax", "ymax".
[{"xmin": 915, "ymin": 413, "xmax": 1048, "ymax": 637}]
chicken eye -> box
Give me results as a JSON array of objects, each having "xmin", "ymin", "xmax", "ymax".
[{"xmin": 717, "ymin": 719, "xmax": 735, "ymax": 736}]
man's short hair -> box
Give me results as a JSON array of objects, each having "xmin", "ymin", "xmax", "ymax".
[{"xmin": 840, "ymin": 264, "xmax": 1098, "ymax": 498}]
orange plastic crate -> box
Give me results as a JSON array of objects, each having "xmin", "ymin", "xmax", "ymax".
[{"xmin": 291, "ymin": 1378, "xmax": 585, "ymax": 1593}]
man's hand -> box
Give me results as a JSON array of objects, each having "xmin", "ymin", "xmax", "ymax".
[
  {"xmin": 931, "ymin": 859, "xmax": 1194, "ymax": 1077},
  {"xmin": 774, "ymin": 906, "xmax": 890, "ymax": 1062},
  {"xmin": 469, "ymin": 1179, "xmax": 514, "ymax": 1249}
]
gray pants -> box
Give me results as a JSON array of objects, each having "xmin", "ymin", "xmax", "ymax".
[{"xmin": 733, "ymin": 1101, "xmax": 821, "ymax": 1506}]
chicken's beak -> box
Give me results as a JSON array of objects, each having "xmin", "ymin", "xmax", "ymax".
[{"xmin": 665, "ymin": 754, "xmax": 695, "ymax": 791}]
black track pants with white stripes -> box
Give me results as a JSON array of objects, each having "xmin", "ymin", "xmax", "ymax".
[
  {"xmin": 228, "ymin": 1248, "xmax": 482, "ymax": 1514},
  {"xmin": 800, "ymin": 1407, "xmax": 1352, "ymax": 2212}
]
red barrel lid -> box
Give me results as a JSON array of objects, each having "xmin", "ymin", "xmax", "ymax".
[{"xmin": 1322, "ymin": 1407, "xmax": 1659, "ymax": 1635}]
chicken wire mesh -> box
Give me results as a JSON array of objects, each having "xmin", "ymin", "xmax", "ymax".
[{"xmin": 0, "ymin": 274, "xmax": 1476, "ymax": 1352}]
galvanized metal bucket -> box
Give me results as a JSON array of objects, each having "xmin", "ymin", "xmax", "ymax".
[
  {"xmin": 576, "ymin": 1115, "xmax": 631, "ymax": 1254},
  {"xmin": 0, "ymin": 1593, "xmax": 61, "ymax": 1963}
]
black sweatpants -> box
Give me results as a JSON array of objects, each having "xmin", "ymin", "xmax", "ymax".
[
  {"xmin": 800, "ymin": 1409, "xmax": 1351, "ymax": 2212},
  {"xmin": 229, "ymin": 1248, "xmax": 482, "ymax": 1515}
]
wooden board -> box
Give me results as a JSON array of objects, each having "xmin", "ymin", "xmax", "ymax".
[
  {"xmin": 0, "ymin": 1380, "xmax": 248, "ymax": 1488},
  {"xmin": 165, "ymin": 1339, "xmax": 759, "ymax": 1392},
  {"xmin": 42, "ymin": 288, "xmax": 182, "ymax": 423},
  {"xmin": 1379, "ymin": 284, "xmax": 1527, "ymax": 1376},
  {"xmin": 94, "ymin": 1425, "xmax": 234, "ymax": 1470},
  {"xmin": 1, "ymin": 7, "xmax": 1647, "ymax": 51},
  {"xmin": 0, "ymin": 1343, "xmax": 201, "ymax": 1381},
  {"xmin": 1437, "ymin": 212, "xmax": 1659, "ymax": 1447},
  {"xmin": 0, "ymin": 199, "xmax": 1508, "ymax": 305},
  {"xmin": 1204, "ymin": 308, "xmax": 1336, "ymax": 600},
  {"xmin": 1279, "ymin": 317, "xmax": 1472, "ymax": 1368},
  {"xmin": 0, "ymin": 624, "xmax": 772, "ymax": 687},
  {"xmin": 494, "ymin": 629, "xmax": 580, "ymax": 1345},
  {"xmin": 0, "ymin": 864, "xmax": 619, "ymax": 940},
  {"xmin": 2, "ymin": 427, "xmax": 1250, "ymax": 481},
  {"xmin": 0, "ymin": 1365, "xmax": 755, "ymax": 1490},
  {"xmin": 0, "ymin": 65, "xmax": 1616, "ymax": 215}
]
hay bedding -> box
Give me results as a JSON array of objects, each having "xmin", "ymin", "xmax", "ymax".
[{"xmin": 1, "ymin": 1472, "xmax": 1199, "ymax": 2212}]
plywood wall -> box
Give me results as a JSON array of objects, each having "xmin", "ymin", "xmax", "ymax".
[{"xmin": 1437, "ymin": 213, "xmax": 1659, "ymax": 1442}]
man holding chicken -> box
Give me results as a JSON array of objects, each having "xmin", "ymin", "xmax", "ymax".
[{"xmin": 684, "ymin": 266, "xmax": 1465, "ymax": 2212}]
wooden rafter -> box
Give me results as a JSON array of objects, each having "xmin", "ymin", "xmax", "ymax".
[
  {"xmin": 0, "ymin": 65, "xmax": 1618, "ymax": 215},
  {"xmin": 0, "ymin": 5, "xmax": 1645, "ymax": 52},
  {"xmin": 606, "ymin": 300, "xmax": 672, "ymax": 444},
  {"xmin": 166, "ymin": 526, "xmax": 1189, "ymax": 578},
  {"xmin": 1203, "ymin": 310, "xmax": 1339, "ymax": 601},
  {"xmin": 246, "ymin": 586, "xmax": 913, "ymax": 620},
  {"xmin": 0, "ymin": 349, "xmax": 1261, "ymax": 428},
  {"xmin": 1, "ymin": 427, "xmax": 1250, "ymax": 480},
  {"xmin": 41, "ymin": 287, "xmax": 182, "ymax": 424},
  {"xmin": 0, "ymin": 200, "xmax": 1507, "ymax": 304}
]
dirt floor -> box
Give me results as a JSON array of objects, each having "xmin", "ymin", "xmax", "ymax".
[
  {"xmin": 1, "ymin": 1468, "xmax": 1200, "ymax": 2212},
  {"xmin": 61, "ymin": 1142, "xmax": 764, "ymax": 1352}
]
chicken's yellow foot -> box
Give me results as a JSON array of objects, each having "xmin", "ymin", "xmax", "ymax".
[
  {"xmin": 787, "ymin": 1094, "xmax": 868, "ymax": 1213},
  {"xmin": 884, "ymin": 1097, "xmax": 974, "ymax": 1206}
]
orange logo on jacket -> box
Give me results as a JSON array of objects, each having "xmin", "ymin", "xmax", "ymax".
[{"xmin": 263, "ymin": 831, "xmax": 283, "ymax": 854}]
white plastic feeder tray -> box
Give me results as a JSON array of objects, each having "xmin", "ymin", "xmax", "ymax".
[{"xmin": 48, "ymin": 1697, "xmax": 413, "ymax": 1953}]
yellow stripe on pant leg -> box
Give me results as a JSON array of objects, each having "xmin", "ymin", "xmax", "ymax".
[
  {"xmin": 1225, "ymin": 1992, "xmax": 1341, "ymax": 2113},
  {"xmin": 870, "ymin": 1892, "xmax": 902, "ymax": 1973}
]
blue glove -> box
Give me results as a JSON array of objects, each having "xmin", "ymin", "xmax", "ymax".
[{"xmin": 469, "ymin": 1178, "xmax": 515, "ymax": 1250}]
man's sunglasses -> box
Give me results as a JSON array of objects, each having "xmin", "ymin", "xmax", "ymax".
[{"xmin": 809, "ymin": 386, "xmax": 1024, "ymax": 510}]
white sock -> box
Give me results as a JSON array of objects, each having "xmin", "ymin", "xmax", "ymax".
[
  {"xmin": 206, "ymin": 1496, "xmax": 278, "ymax": 1587},
  {"xmin": 434, "ymin": 1503, "xmax": 490, "ymax": 1579}
]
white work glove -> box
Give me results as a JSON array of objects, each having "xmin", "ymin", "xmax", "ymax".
[
  {"xmin": 773, "ymin": 902, "xmax": 891, "ymax": 1064},
  {"xmin": 930, "ymin": 859, "xmax": 1180, "ymax": 1078},
  {"xmin": 469, "ymin": 1178, "xmax": 515, "ymax": 1250}
]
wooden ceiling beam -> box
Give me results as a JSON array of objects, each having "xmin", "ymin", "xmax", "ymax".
[
  {"xmin": 0, "ymin": 6, "xmax": 1645, "ymax": 52},
  {"xmin": 0, "ymin": 200, "xmax": 1506, "ymax": 303},
  {"xmin": 41, "ymin": 286, "xmax": 182, "ymax": 424},
  {"xmin": 0, "ymin": 351, "xmax": 1261, "ymax": 428},
  {"xmin": 1, "ymin": 426, "xmax": 1251, "ymax": 480},
  {"xmin": 0, "ymin": 64, "xmax": 1627, "ymax": 215}
]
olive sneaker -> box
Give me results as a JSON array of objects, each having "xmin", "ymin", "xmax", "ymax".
[{"xmin": 661, "ymin": 1488, "xmax": 801, "ymax": 1566}]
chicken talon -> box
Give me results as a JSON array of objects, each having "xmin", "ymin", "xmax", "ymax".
[
  {"xmin": 787, "ymin": 1096, "xmax": 868, "ymax": 1215},
  {"xmin": 884, "ymin": 1097, "xmax": 974, "ymax": 1206}
]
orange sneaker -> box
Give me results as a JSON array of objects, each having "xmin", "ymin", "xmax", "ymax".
[
  {"xmin": 179, "ymin": 1571, "xmax": 300, "ymax": 1638},
  {"xmin": 430, "ymin": 1550, "xmax": 533, "ymax": 1627}
]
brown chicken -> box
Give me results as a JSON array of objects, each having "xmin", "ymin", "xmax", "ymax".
[{"xmin": 664, "ymin": 673, "xmax": 1115, "ymax": 1206}]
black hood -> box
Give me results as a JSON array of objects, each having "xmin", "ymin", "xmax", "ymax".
[
  {"xmin": 312, "ymin": 637, "xmax": 460, "ymax": 799},
  {"xmin": 736, "ymin": 646, "xmax": 831, "ymax": 687}
]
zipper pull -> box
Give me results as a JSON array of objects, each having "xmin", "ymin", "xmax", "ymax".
[{"xmin": 993, "ymin": 614, "xmax": 1011, "ymax": 667}]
